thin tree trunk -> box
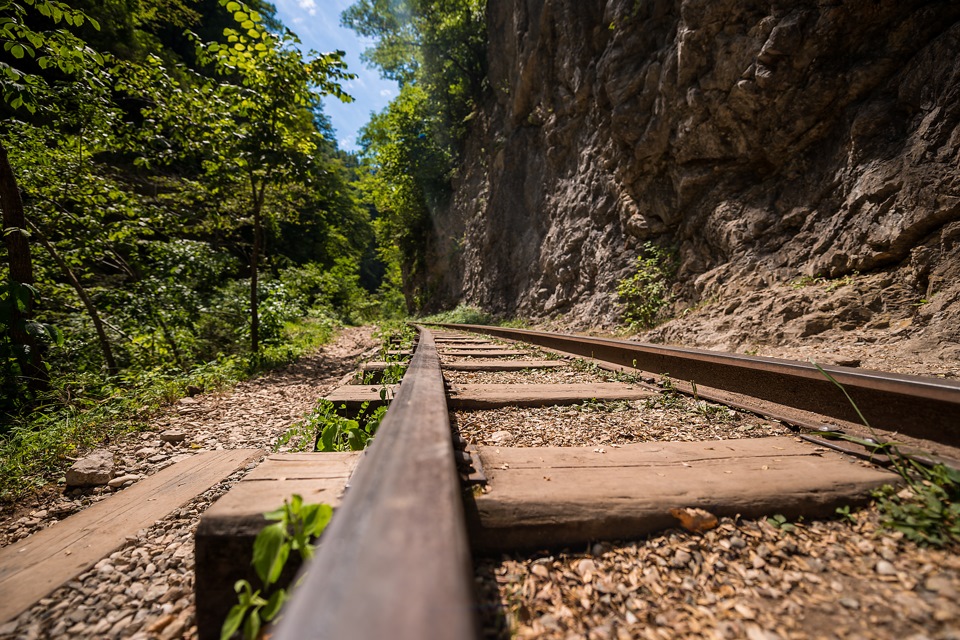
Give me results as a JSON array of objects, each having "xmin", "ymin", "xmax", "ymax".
[
  {"xmin": 154, "ymin": 312, "xmax": 184, "ymax": 369},
  {"xmin": 28, "ymin": 220, "xmax": 118, "ymax": 374},
  {"xmin": 249, "ymin": 176, "xmax": 267, "ymax": 353},
  {"xmin": 0, "ymin": 139, "xmax": 47, "ymax": 391}
]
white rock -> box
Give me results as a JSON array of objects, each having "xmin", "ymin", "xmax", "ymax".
[
  {"xmin": 65, "ymin": 450, "xmax": 115, "ymax": 488},
  {"xmin": 108, "ymin": 474, "xmax": 141, "ymax": 488},
  {"xmin": 159, "ymin": 430, "xmax": 185, "ymax": 444}
]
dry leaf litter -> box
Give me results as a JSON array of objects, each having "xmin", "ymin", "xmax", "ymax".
[{"xmin": 475, "ymin": 512, "xmax": 960, "ymax": 640}]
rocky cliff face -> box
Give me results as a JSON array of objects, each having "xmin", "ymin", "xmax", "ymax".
[{"xmin": 435, "ymin": 0, "xmax": 960, "ymax": 365}]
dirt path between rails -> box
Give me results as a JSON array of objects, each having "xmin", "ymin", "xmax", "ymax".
[{"xmin": 1, "ymin": 325, "xmax": 377, "ymax": 640}]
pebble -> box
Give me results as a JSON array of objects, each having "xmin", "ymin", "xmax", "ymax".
[
  {"xmin": 477, "ymin": 509, "xmax": 960, "ymax": 638},
  {"xmin": 107, "ymin": 474, "xmax": 140, "ymax": 489},
  {"xmin": 671, "ymin": 549, "xmax": 692, "ymax": 567},
  {"xmin": 160, "ymin": 430, "xmax": 186, "ymax": 444}
]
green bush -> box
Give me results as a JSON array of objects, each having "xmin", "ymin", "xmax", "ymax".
[
  {"xmin": 419, "ymin": 304, "xmax": 492, "ymax": 325},
  {"xmin": 617, "ymin": 242, "xmax": 677, "ymax": 330}
]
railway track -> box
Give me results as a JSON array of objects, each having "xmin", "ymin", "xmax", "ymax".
[{"xmin": 259, "ymin": 325, "xmax": 960, "ymax": 640}]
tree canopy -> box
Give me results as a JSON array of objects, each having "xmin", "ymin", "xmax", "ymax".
[
  {"xmin": 0, "ymin": 0, "xmax": 380, "ymax": 420},
  {"xmin": 344, "ymin": 0, "xmax": 487, "ymax": 310}
]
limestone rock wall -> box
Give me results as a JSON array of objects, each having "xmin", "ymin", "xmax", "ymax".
[{"xmin": 437, "ymin": 0, "xmax": 960, "ymax": 353}]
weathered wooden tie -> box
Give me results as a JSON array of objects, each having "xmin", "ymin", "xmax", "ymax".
[
  {"xmin": 439, "ymin": 349, "xmax": 528, "ymax": 358},
  {"xmin": 447, "ymin": 383, "xmax": 656, "ymax": 409},
  {"xmin": 437, "ymin": 343, "xmax": 513, "ymax": 351},
  {"xmin": 466, "ymin": 437, "xmax": 896, "ymax": 551},
  {"xmin": 443, "ymin": 359, "xmax": 565, "ymax": 371},
  {"xmin": 323, "ymin": 384, "xmax": 399, "ymax": 410},
  {"xmin": 0, "ymin": 449, "xmax": 261, "ymax": 625}
]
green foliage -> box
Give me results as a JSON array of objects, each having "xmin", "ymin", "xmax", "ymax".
[
  {"xmin": 0, "ymin": 0, "xmax": 393, "ymax": 500},
  {"xmin": 222, "ymin": 494, "xmax": 332, "ymax": 640},
  {"xmin": 815, "ymin": 363, "xmax": 960, "ymax": 548},
  {"xmin": 0, "ymin": 281, "xmax": 62, "ymax": 413},
  {"xmin": 0, "ymin": 314, "xmax": 337, "ymax": 501},
  {"xmin": 373, "ymin": 319, "xmax": 417, "ymax": 352},
  {"xmin": 789, "ymin": 272, "xmax": 858, "ymax": 292},
  {"xmin": 0, "ymin": 0, "xmax": 105, "ymax": 114},
  {"xmin": 617, "ymin": 242, "xmax": 677, "ymax": 331},
  {"xmin": 767, "ymin": 513, "xmax": 797, "ymax": 532},
  {"xmin": 418, "ymin": 304, "xmax": 491, "ymax": 325},
  {"xmin": 872, "ymin": 466, "xmax": 960, "ymax": 547},
  {"xmin": 359, "ymin": 84, "xmax": 450, "ymax": 311},
  {"xmin": 0, "ymin": 0, "xmax": 382, "ymax": 434},
  {"xmin": 344, "ymin": 0, "xmax": 487, "ymax": 311},
  {"xmin": 276, "ymin": 400, "xmax": 387, "ymax": 453}
]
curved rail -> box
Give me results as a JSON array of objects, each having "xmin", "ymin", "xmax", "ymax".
[
  {"xmin": 272, "ymin": 328, "xmax": 477, "ymax": 640},
  {"xmin": 428, "ymin": 323, "xmax": 960, "ymax": 449}
]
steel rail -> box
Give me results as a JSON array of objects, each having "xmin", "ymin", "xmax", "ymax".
[
  {"xmin": 272, "ymin": 328, "xmax": 477, "ymax": 640},
  {"xmin": 428, "ymin": 323, "xmax": 960, "ymax": 448}
]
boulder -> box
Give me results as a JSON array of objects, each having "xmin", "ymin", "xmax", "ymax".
[{"xmin": 66, "ymin": 450, "xmax": 115, "ymax": 488}]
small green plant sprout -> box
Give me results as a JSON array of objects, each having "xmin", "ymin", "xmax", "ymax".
[
  {"xmin": 789, "ymin": 272, "xmax": 858, "ymax": 292},
  {"xmin": 222, "ymin": 495, "xmax": 332, "ymax": 640},
  {"xmin": 617, "ymin": 242, "xmax": 677, "ymax": 331},
  {"xmin": 645, "ymin": 373, "xmax": 686, "ymax": 410},
  {"xmin": 767, "ymin": 513, "xmax": 797, "ymax": 532},
  {"xmin": 813, "ymin": 362, "xmax": 960, "ymax": 547},
  {"xmin": 789, "ymin": 275, "xmax": 823, "ymax": 289},
  {"xmin": 689, "ymin": 380, "xmax": 728, "ymax": 421},
  {"xmin": 835, "ymin": 505, "xmax": 857, "ymax": 524}
]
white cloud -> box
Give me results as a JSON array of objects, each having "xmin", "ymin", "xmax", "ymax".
[
  {"xmin": 379, "ymin": 88, "xmax": 395, "ymax": 98},
  {"xmin": 298, "ymin": 0, "xmax": 316, "ymax": 16}
]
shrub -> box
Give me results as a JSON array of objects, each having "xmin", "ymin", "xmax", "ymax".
[{"xmin": 617, "ymin": 242, "xmax": 677, "ymax": 330}]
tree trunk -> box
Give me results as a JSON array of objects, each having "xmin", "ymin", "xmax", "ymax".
[
  {"xmin": 28, "ymin": 220, "xmax": 118, "ymax": 374},
  {"xmin": 0, "ymin": 139, "xmax": 47, "ymax": 391},
  {"xmin": 154, "ymin": 312, "xmax": 183, "ymax": 368},
  {"xmin": 249, "ymin": 176, "xmax": 266, "ymax": 353}
]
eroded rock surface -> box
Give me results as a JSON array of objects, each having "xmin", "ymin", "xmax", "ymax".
[{"xmin": 432, "ymin": 0, "xmax": 960, "ymax": 364}]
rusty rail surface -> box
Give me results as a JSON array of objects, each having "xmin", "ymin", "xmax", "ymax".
[
  {"xmin": 272, "ymin": 328, "xmax": 477, "ymax": 640},
  {"xmin": 428, "ymin": 323, "xmax": 960, "ymax": 449}
]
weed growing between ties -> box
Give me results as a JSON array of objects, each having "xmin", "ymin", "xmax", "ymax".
[
  {"xmin": 644, "ymin": 374, "xmax": 687, "ymax": 411},
  {"xmin": 276, "ymin": 320, "xmax": 407, "ymax": 453},
  {"xmin": 373, "ymin": 320, "xmax": 417, "ymax": 352},
  {"xmin": 275, "ymin": 400, "xmax": 387, "ymax": 453},
  {"xmin": 814, "ymin": 363, "xmax": 960, "ymax": 548},
  {"xmin": 223, "ymin": 494, "xmax": 332, "ymax": 640}
]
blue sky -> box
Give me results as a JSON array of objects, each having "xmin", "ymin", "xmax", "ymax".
[{"xmin": 272, "ymin": 0, "xmax": 398, "ymax": 151}]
